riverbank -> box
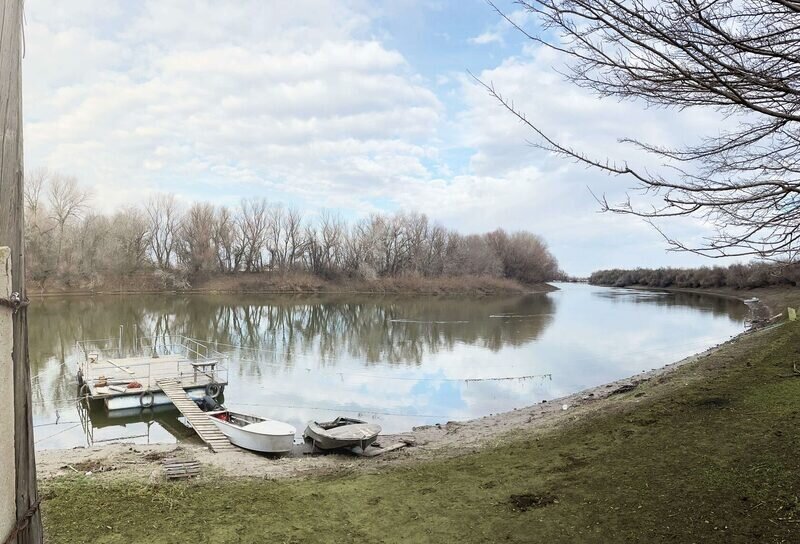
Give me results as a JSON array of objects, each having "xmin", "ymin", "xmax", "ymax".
[
  {"xmin": 28, "ymin": 272, "xmax": 557, "ymax": 297},
  {"xmin": 597, "ymin": 284, "xmax": 800, "ymax": 319},
  {"xmin": 39, "ymin": 299, "xmax": 800, "ymax": 542}
]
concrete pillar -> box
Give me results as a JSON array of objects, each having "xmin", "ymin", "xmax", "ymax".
[{"xmin": 0, "ymin": 247, "xmax": 16, "ymax": 539}]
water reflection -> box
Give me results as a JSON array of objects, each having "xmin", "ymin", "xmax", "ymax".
[
  {"xmin": 29, "ymin": 284, "xmax": 746, "ymax": 449},
  {"xmin": 30, "ymin": 294, "xmax": 556, "ymax": 369},
  {"xmin": 593, "ymin": 287, "xmax": 750, "ymax": 318}
]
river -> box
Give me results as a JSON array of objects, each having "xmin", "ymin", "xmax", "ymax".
[{"xmin": 28, "ymin": 283, "xmax": 748, "ymax": 449}]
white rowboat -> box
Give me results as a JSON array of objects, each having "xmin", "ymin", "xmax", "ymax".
[{"xmin": 207, "ymin": 410, "xmax": 295, "ymax": 453}]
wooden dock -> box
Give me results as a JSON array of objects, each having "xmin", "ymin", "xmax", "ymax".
[{"xmin": 157, "ymin": 379, "xmax": 236, "ymax": 453}]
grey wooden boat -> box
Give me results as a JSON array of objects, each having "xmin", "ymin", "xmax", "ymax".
[{"xmin": 304, "ymin": 417, "xmax": 381, "ymax": 450}]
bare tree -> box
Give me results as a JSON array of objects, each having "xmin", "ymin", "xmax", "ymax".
[
  {"xmin": 342, "ymin": 219, "xmax": 374, "ymax": 278},
  {"xmin": 266, "ymin": 205, "xmax": 284, "ymax": 271},
  {"xmin": 48, "ymin": 174, "xmax": 91, "ymax": 269},
  {"xmin": 239, "ymin": 198, "xmax": 270, "ymax": 272},
  {"xmin": 488, "ymin": 0, "xmax": 800, "ymax": 260},
  {"xmin": 282, "ymin": 208, "xmax": 306, "ymax": 271},
  {"xmin": 446, "ymin": 233, "xmax": 502, "ymax": 277},
  {"xmin": 110, "ymin": 207, "xmax": 150, "ymax": 274},
  {"xmin": 487, "ymin": 229, "xmax": 558, "ymax": 284},
  {"xmin": 177, "ymin": 202, "xmax": 216, "ymax": 274},
  {"xmin": 145, "ymin": 193, "xmax": 181, "ymax": 269},
  {"xmin": 24, "ymin": 167, "xmax": 48, "ymax": 217},
  {"xmin": 212, "ymin": 205, "xmax": 244, "ymax": 273},
  {"xmin": 71, "ymin": 213, "xmax": 105, "ymax": 278},
  {"xmin": 305, "ymin": 211, "xmax": 345, "ymax": 277},
  {"xmin": 24, "ymin": 169, "xmax": 57, "ymax": 285}
]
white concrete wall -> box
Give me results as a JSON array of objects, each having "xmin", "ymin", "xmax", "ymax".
[{"xmin": 0, "ymin": 247, "xmax": 16, "ymax": 539}]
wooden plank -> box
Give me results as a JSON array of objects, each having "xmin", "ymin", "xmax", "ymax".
[
  {"xmin": 359, "ymin": 442, "xmax": 412, "ymax": 458},
  {"xmin": 157, "ymin": 379, "xmax": 232, "ymax": 452},
  {"xmin": 163, "ymin": 457, "xmax": 202, "ymax": 480},
  {"xmin": 0, "ymin": 1, "xmax": 44, "ymax": 542}
]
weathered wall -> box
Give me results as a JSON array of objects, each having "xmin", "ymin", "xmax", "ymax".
[{"xmin": 0, "ymin": 247, "xmax": 16, "ymax": 539}]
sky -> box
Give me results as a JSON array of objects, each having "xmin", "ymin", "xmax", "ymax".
[{"xmin": 21, "ymin": 0, "xmax": 738, "ymax": 276}]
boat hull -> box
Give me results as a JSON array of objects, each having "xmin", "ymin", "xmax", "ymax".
[
  {"xmin": 208, "ymin": 416, "xmax": 295, "ymax": 453},
  {"xmin": 304, "ymin": 420, "xmax": 381, "ymax": 451}
]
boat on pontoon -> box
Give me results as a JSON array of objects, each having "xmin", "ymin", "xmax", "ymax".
[
  {"xmin": 207, "ymin": 410, "xmax": 296, "ymax": 453},
  {"xmin": 304, "ymin": 417, "xmax": 381, "ymax": 451}
]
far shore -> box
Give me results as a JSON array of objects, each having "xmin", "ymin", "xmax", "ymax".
[
  {"xmin": 591, "ymin": 283, "xmax": 798, "ymax": 320},
  {"xmin": 26, "ymin": 272, "xmax": 559, "ymax": 297}
]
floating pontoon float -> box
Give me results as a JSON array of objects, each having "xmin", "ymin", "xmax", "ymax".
[{"xmin": 76, "ymin": 335, "xmax": 228, "ymax": 412}]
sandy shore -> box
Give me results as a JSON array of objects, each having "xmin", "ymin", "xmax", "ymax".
[{"xmin": 38, "ymin": 294, "xmax": 775, "ymax": 483}]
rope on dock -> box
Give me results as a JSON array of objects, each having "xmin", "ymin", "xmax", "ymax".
[{"xmin": 0, "ymin": 291, "xmax": 29, "ymax": 314}]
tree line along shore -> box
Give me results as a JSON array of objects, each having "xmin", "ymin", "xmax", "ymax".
[
  {"xmin": 24, "ymin": 170, "xmax": 563, "ymax": 294},
  {"xmin": 589, "ymin": 262, "xmax": 800, "ymax": 291}
]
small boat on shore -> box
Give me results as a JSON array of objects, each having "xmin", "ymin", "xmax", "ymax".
[
  {"xmin": 304, "ymin": 417, "xmax": 381, "ymax": 451},
  {"xmin": 207, "ymin": 410, "xmax": 296, "ymax": 453}
]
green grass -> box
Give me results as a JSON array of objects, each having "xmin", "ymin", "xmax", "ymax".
[{"xmin": 42, "ymin": 322, "xmax": 800, "ymax": 543}]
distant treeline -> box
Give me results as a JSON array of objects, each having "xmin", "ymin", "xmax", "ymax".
[
  {"xmin": 589, "ymin": 262, "xmax": 800, "ymax": 290},
  {"xmin": 24, "ymin": 169, "xmax": 562, "ymax": 289}
]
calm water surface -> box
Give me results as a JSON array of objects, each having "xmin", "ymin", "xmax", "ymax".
[{"xmin": 29, "ymin": 283, "xmax": 748, "ymax": 449}]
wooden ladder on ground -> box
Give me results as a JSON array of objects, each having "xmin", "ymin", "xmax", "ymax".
[{"xmin": 157, "ymin": 379, "xmax": 236, "ymax": 453}]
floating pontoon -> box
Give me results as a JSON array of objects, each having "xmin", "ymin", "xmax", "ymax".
[{"xmin": 76, "ymin": 335, "xmax": 229, "ymax": 412}]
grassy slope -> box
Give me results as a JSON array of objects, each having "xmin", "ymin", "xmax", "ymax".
[{"xmin": 41, "ymin": 322, "xmax": 800, "ymax": 544}]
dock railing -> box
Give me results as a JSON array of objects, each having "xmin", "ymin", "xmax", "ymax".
[{"xmin": 76, "ymin": 334, "xmax": 229, "ymax": 391}]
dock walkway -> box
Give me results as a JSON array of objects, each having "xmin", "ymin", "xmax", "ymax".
[{"xmin": 157, "ymin": 379, "xmax": 236, "ymax": 453}]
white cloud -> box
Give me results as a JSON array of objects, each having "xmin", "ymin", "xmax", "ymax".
[
  {"xmin": 386, "ymin": 45, "xmax": 738, "ymax": 273},
  {"xmin": 469, "ymin": 31, "xmax": 503, "ymax": 45},
  {"xmin": 21, "ymin": 0, "xmax": 744, "ymax": 274},
  {"xmin": 23, "ymin": 0, "xmax": 442, "ymax": 212}
]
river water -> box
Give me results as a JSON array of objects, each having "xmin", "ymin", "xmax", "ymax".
[{"xmin": 28, "ymin": 283, "xmax": 748, "ymax": 449}]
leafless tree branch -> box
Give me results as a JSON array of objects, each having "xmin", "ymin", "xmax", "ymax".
[{"xmin": 486, "ymin": 0, "xmax": 800, "ymax": 260}]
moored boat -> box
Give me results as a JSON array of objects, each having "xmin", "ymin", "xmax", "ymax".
[
  {"xmin": 207, "ymin": 410, "xmax": 296, "ymax": 453},
  {"xmin": 304, "ymin": 417, "xmax": 381, "ymax": 451}
]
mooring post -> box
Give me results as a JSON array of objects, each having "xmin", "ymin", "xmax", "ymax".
[
  {"xmin": 0, "ymin": 1, "xmax": 44, "ymax": 542},
  {"xmin": 0, "ymin": 249, "xmax": 17, "ymax": 544}
]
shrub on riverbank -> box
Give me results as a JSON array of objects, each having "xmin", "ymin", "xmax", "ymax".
[
  {"xmin": 28, "ymin": 270, "xmax": 555, "ymax": 296},
  {"xmin": 590, "ymin": 262, "xmax": 800, "ymax": 289}
]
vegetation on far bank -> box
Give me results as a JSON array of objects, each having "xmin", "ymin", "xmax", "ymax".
[
  {"xmin": 24, "ymin": 170, "xmax": 563, "ymax": 294},
  {"xmin": 590, "ymin": 262, "xmax": 800, "ymax": 290},
  {"xmin": 30, "ymin": 271, "xmax": 556, "ymax": 296},
  {"xmin": 41, "ymin": 312, "xmax": 800, "ymax": 543}
]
